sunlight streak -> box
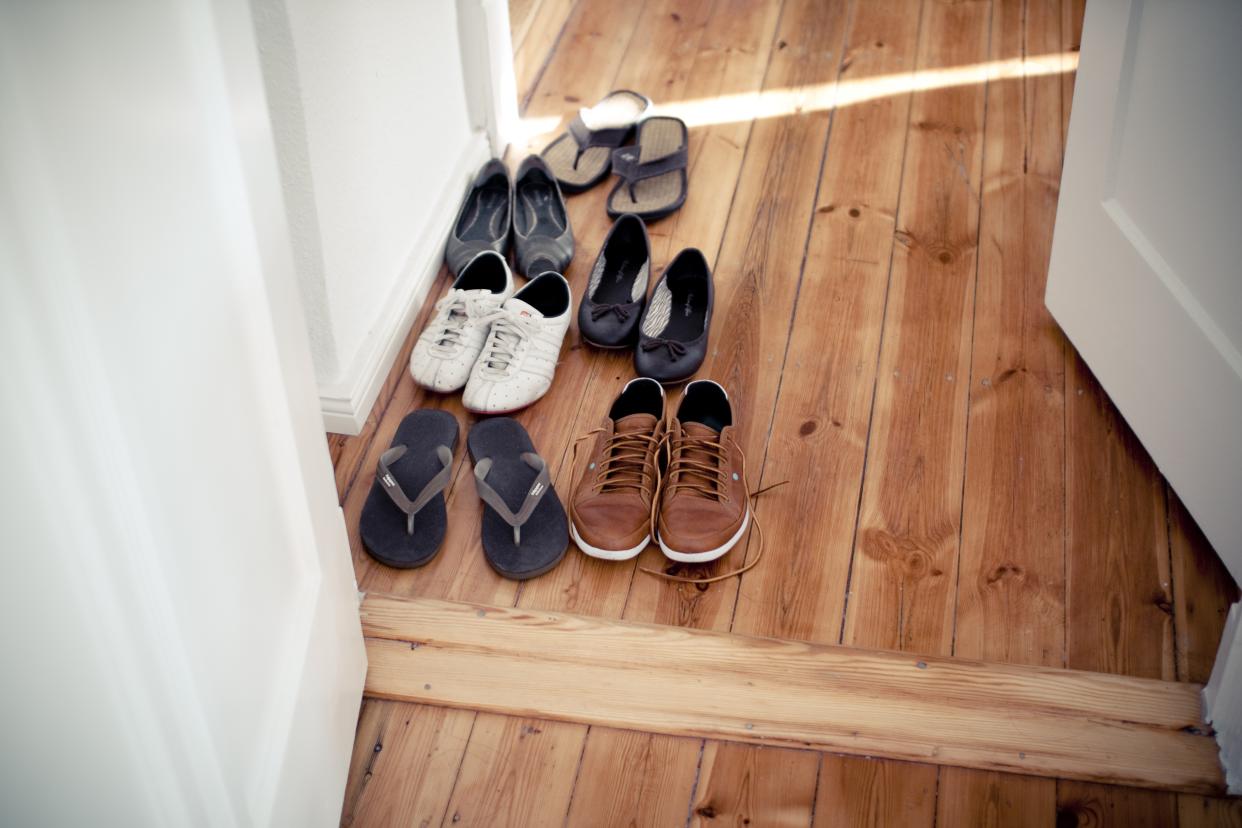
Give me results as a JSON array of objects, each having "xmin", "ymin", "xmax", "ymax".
[{"xmin": 654, "ymin": 51, "xmax": 1080, "ymax": 128}]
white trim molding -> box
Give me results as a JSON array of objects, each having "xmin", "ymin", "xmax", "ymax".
[
  {"xmin": 319, "ymin": 131, "xmax": 491, "ymax": 434},
  {"xmin": 457, "ymin": 0, "xmax": 520, "ymax": 155}
]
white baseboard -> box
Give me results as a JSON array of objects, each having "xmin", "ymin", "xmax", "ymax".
[{"xmin": 319, "ymin": 131, "xmax": 491, "ymax": 435}]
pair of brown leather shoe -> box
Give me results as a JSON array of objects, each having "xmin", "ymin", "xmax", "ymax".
[{"xmin": 570, "ymin": 378, "xmax": 749, "ymax": 563}]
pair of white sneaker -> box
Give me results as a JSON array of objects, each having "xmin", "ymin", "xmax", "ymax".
[{"xmin": 409, "ymin": 251, "xmax": 572, "ymax": 413}]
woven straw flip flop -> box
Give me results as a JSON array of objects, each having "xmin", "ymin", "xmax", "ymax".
[
  {"xmin": 542, "ymin": 90, "xmax": 652, "ymax": 193},
  {"xmin": 606, "ymin": 117, "xmax": 688, "ymax": 222}
]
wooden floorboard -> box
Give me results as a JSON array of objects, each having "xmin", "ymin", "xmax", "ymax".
[
  {"xmin": 841, "ymin": 0, "xmax": 991, "ymax": 655},
  {"xmin": 361, "ymin": 595, "xmax": 1224, "ymax": 795},
  {"xmin": 689, "ymin": 742, "xmax": 820, "ymax": 827},
  {"xmin": 331, "ymin": 0, "xmax": 1242, "ymax": 822},
  {"xmin": 937, "ymin": 766, "xmax": 1056, "ymax": 828},
  {"xmin": 563, "ymin": 728, "xmax": 702, "ymax": 827},
  {"xmin": 953, "ymin": 0, "xmax": 1067, "ymax": 668},
  {"xmin": 731, "ymin": 0, "xmax": 921, "ymax": 646},
  {"xmin": 814, "ymin": 756, "xmax": 938, "ymax": 827}
]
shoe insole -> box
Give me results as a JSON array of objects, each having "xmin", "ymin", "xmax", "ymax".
[
  {"xmin": 608, "ymin": 117, "xmax": 688, "ymax": 216},
  {"xmin": 661, "ymin": 280, "xmax": 706, "ymax": 342},
  {"xmin": 455, "ymin": 183, "xmax": 509, "ymax": 243},
  {"xmin": 593, "ymin": 253, "xmax": 645, "ymax": 304},
  {"xmin": 516, "ymin": 181, "xmax": 567, "ymax": 238}
]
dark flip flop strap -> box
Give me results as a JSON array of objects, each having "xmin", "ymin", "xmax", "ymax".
[
  {"xmin": 610, "ymin": 145, "xmax": 689, "ymax": 197},
  {"xmin": 377, "ymin": 444, "xmax": 455, "ymax": 535},
  {"xmin": 473, "ymin": 452, "xmax": 552, "ymax": 545}
]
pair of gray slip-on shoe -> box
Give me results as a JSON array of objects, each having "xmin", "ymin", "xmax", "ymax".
[{"xmin": 445, "ymin": 157, "xmax": 574, "ymax": 279}]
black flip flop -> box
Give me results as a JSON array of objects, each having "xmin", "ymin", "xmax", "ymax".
[
  {"xmin": 361, "ymin": 410, "xmax": 459, "ymax": 568},
  {"xmin": 467, "ymin": 417, "xmax": 568, "ymax": 580},
  {"xmin": 606, "ymin": 116, "xmax": 689, "ymax": 222}
]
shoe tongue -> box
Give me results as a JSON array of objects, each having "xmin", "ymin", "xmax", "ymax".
[
  {"xmin": 504, "ymin": 297, "xmax": 544, "ymax": 320},
  {"xmin": 614, "ymin": 413, "xmax": 657, "ymax": 435},
  {"xmin": 675, "ymin": 421, "xmax": 723, "ymax": 496}
]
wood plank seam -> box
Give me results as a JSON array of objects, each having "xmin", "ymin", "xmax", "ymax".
[
  {"xmin": 946, "ymin": 0, "xmax": 996, "ymax": 660},
  {"xmin": 833, "ymin": 0, "xmax": 929, "ymax": 647},
  {"xmin": 723, "ymin": 0, "xmax": 856, "ymax": 631},
  {"xmin": 517, "ymin": 0, "xmax": 579, "ymax": 112}
]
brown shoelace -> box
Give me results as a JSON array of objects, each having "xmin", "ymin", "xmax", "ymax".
[
  {"xmin": 641, "ymin": 430, "xmax": 786, "ymax": 585},
  {"xmin": 572, "ymin": 426, "xmax": 660, "ymax": 499}
]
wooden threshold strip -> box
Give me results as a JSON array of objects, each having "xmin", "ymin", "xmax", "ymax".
[{"xmin": 360, "ymin": 594, "xmax": 1224, "ymax": 795}]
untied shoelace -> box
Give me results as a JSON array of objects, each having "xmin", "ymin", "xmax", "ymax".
[{"xmin": 572, "ymin": 423, "xmax": 787, "ymax": 585}]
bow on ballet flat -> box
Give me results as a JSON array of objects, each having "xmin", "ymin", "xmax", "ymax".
[
  {"xmin": 641, "ymin": 338, "xmax": 687, "ymax": 360},
  {"xmin": 590, "ymin": 303, "xmax": 633, "ymax": 322}
]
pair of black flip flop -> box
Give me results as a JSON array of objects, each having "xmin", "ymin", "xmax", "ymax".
[
  {"xmin": 541, "ymin": 90, "xmax": 689, "ymax": 222},
  {"xmin": 360, "ymin": 411, "xmax": 568, "ymax": 580}
]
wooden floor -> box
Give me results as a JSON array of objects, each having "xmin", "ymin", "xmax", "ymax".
[{"xmin": 330, "ymin": 0, "xmax": 1241, "ymax": 824}]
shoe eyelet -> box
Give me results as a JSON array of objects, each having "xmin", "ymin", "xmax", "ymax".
[
  {"xmin": 732, "ymin": 472, "xmax": 739, "ymax": 481},
  {"xmin": 588, "ymin": 462, "xmax": 596, "ymax": 470}
]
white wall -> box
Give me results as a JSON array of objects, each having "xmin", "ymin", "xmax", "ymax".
[
  {"xmin": 0, "ymin": 0, "xmax": 366, "ymax": 824},
  {"xmin": 253, "ymin": 0, "xmax": 497, "ymax": 433}
]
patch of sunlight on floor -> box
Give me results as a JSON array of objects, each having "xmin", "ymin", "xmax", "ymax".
[
  {"xmin": 512, "ymin": 52, "xmax": 1078, "ymax": 152},
  {"xmin": 653, "ymin": 51, "xmax": 1080, "ymax": 128}
]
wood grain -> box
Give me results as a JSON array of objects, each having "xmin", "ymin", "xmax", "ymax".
[
  {"xmin": 937, "ymin": 767, "xmax": 1055, "ymax": 828},
  {"xmin": 688, "ymin": 742, "xmax": 819, "ymax": 828},
  {"xmin": 731, "ymin": 0, "xmax": 922, "ymax": 644},
  {"xmin": 441, "ymin": 714, "xmax": 584, "ymax": 828},
  {"xmin": 1065, "ymin": 355, "xmax": 1174, "ymax": 680},
  {"xmin": 564, "ymin": 728, "xmax": 702, "ymax": 827},
  {"xmin": 814, "ymin": 756, "xmax": 937, "ymax": 827},
  {"xmin": 954, "ymin": 0, "xmax": 1067, "ymax": 667},
  {"xmin": 1170, "ymin": 488, "xmax": 1239, "ymax": 683},
  {"xmin": 843, "ymin": 0, "xmax": 991, "ymax": 655},
  {"xmin": 1177, "ymin": 793, "xmax": 1242, "ymax": 828},
  {"xmin": 1056, "ymin": 780, "xmax": 1178, "ymax": 828},
  {"xmin": 339, "ymin": 701, "xmax": 474, "ymax": 827},
  {"xmin": 512, "ymin": 0, "xmax": 577, "ymax": 108},
  {"xmin": 361, "ymin": 595, "xmax": 1223, "ymax": 794}
]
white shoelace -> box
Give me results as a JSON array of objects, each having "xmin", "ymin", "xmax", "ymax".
[
  {"xmin": 476, "ymin": 307, "xmax": 541, "ymax": 376},
  {"xmin": 430, "ymin": 289, "xmax": 503, "ymax": 348}
]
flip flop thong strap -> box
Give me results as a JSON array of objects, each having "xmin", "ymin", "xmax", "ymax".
[
  {"xmin": 377, "ymin": 444, "xmax": 455, "ymax": 535},
  {"xmin": 610, "ymin": 144, "xmax": 689, "ymax": 185},
  {"xmin": 473, "ymin": 452, "xmax": 552, "ymax": 545}
]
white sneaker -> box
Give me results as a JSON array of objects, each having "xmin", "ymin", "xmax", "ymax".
[
  {"xmin": 410, "ymin": 252, "xmax": 515, "ymax": 392},
  {"xmin": 463, "ymin": 272, "xmax": 572, "ymax": 413}
]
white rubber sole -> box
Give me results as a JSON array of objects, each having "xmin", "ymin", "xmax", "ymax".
[
  {"xmin": 570, "ymin": 521, "xmax": 651, "ymax": 561},
  {"xmin": 657, "ymin": 508, "xmax": 750, "ymax": 563}
]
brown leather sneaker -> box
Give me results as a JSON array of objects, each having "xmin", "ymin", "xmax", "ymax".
[
  {"xmin": 656, "ymin": 380, "xmax": 749, "ymax": 562},
  {"xmin": 570, "ymin": 378, "xmax": 665, "ymax": 560}
]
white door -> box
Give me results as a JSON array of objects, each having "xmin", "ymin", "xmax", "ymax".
[
  {"xmin": 0, "ymin": 1, "xmax": 366, "ymax": 825},
  {"xmin": 1047, "ymin": 0, "xmax": 1242, "ymax": 580}
]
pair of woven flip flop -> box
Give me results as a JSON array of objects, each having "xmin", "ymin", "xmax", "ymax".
[
  {"xmin": 360, "ymin": 412, "xmax": 568, "ymax": 580},
  {"xmin": 542, "ymin": 90, "xmax": 688, "ymax": 222}
]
